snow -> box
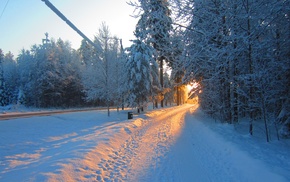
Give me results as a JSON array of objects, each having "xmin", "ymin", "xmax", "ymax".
[{"xmin": 0, "ymin": 104, "xmax": 289, "ymax": 181}]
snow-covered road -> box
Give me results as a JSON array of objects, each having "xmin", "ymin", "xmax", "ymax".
[
  {"xmin": 97, "ymin": 105, "xmax": 195, "ymax": 181},
  {"xmin": 0, "ymin": 104, "xmax": 289, "ymax": 182}
]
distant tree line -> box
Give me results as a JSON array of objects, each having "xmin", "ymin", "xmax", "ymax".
[{"xmin": 0, "ymin": 39, "xmax": 84, "ymax": 108}]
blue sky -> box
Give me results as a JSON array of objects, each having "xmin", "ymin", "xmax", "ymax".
[{"xmin": 0, "ymin": 0, "xmax": 137, "ymax": 56}]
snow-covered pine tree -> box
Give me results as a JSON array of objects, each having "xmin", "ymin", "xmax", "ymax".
[
  {"xmin": 54, "ymin": 39, "xmax": 83, "ymax": 107},
  {"xmin": 126, "ymin": 39, "xmax": 159, "ymax": 109},
  {"xmin": 18, "ymin": 37, "xmax": 84, "ymax": 108},
  {"xmin": 17, "ymin": 49, "xmax": 35, "ymax": 106},
  {"xmin": 131, "ymin": 0, "xmax": 173, "ymax": 107},
  {"xmin": 18, "ymin": 45, "xmax": 47, "ymax": 107},
  {"xmin": 79, "ymin": 39, "xmax": 94, "ymax": 66},
  {"xmin": 2, "ymin": 52, "xmax": 18, "ymax": 106}
]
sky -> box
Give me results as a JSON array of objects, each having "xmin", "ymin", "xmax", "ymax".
[{"xmin": 0, "ymin": 0, "xmax": 138, "ymax": 56}]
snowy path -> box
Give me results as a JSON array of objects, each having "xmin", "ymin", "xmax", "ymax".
[
  {"xmin": 0, "ymin": 104, "xmax": 289, "ymax": 182},
  {"xmin": 96, "ymin": 105, "xmax": 195, "ymax": 181}
]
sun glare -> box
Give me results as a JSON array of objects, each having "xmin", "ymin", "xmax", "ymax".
[{"xmin": 186, "ymin": 82, "xmax": 199, "ymax": 92}]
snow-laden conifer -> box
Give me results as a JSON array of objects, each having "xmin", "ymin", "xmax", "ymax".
[{"xmin": 126, "ymin": 39, "xmax": 159, "ymax": 108}]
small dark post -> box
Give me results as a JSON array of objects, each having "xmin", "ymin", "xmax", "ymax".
[{"xmin": 128, "ymin": 112, "xmax": 133, "ymax": 119}]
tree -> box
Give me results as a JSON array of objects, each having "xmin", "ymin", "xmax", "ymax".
[
  {"xmin": 55, "ymin": 39, "xmax": 84, "ymax": 107},
  {"xmin": 79, "ymin": 39, "xmax": 94, "ymax": 66},
  {"xmin": 182, "ymin": 0, "xmax": 231, "ymax": 118},
  {"xmin": 126, "ymin": 39, "xmax": 159, "ymax": 108},
  {"xmin": 17, "ymin": 36, "xmax": 83, "ymax": 108},
  {"xmin": 170, "ymin": 33, "xmax": 185, "ymax": 106},
  {"xmin": 2, "ymin": 52, "xmax": 18, "ymax": 106},
  {"xmin": 111, "ymin": 39, "xmax": 127, "ymax": 111},
  {"xmin": 17, "ymin": 49, "xmax": 35, "ymax": 106},
  {"xmin": 131, "ymin": 0, "xmax": 173, "ymax": 107},
  {"xmin": 163, "ymin": 71, "xmax": 174, "ymax": 106},
  {"xmin": 177, "ymin": 0, "xmax": 290, "ymax": 139},
  {"xmin": 82, "ymin": 23, "xmax": 122, "ymax": 116},
  {"xmin": 2, "ymin": 34, "xmax": 94, "ymax": 108}
]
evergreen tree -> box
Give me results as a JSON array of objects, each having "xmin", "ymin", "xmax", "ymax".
[
  {"xmin": 132, "ymin": 0, "xmax": 173, "ymax": 107},
  {"xmin": 2, "ymin": 52, "xmax": 18, "ymax": 105},
  {"xmin": 17, "ymin": 37, "xmax": 84, "ymax": 108},
  {"xmin": 126, "ymin": 39, "xmax": 159, "ymax": 108},
  {"xmin": 79, "ymin": 39, "xmax": 94, "ymax": 66},
  {"xmin": 17, "ymin": 49, "xmax": 34, "ymax": 106}
]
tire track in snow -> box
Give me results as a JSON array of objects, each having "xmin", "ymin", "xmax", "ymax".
[{"xmin": 95, "ymin": 105, "xmax": 194, "ymax": 182}]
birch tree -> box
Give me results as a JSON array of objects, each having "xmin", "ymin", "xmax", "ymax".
[{"xmin": 82, "ymin": 23, "xmax": 122, "ymax": 116}]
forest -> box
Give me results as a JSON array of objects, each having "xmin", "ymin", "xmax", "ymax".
[{"xmin": 0, "ymin": 0, "xmax": 289, "ymax": 139}]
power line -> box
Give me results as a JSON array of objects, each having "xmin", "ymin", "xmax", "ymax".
[
  {"xmin": 0, "ymin": 0, "xmax": 10, "ymax": 21},
  {"xmin": 41, "ymin": 0, "xmax": 101, "ymax": 51}
]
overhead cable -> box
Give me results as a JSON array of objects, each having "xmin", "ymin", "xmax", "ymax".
[{"xmin": 0, "ymin": 0, "xmax": 10, "ymax": 21}]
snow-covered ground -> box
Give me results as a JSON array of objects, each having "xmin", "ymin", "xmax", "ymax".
[{"xmin": 0, "ymin": 104, "xmax": 289, "ymax": 182}]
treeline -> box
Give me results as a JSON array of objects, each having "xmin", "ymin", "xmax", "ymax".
[
  {"xmin": 177, "ymin": 0, "xmax": 290, "ymax": 138},
  {"xmin": 0, "ymin": 39, "xmax": 84, "ymax": 108},
  {"xmin": 0, "ymin": 23, "xmax": 175, "ymax": 111}
]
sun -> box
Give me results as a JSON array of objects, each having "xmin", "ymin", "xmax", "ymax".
[{"xmin": 186, "ymin": 82, "xmax": 198, "ymax": 92}]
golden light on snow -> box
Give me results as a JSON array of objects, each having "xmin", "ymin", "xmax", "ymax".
[{"xmin": 1, "ymin": 105, "xmax": 202, "ymax": 181}]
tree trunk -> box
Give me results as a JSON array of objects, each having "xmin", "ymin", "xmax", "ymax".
[
  {"xmin": 159, "ymin": 57, "xmax": 164, "ymax": 107},
  {"xmin": 246, "ymin": 0, "xmax": 254, "ymax": 135},
  {"xmin": 176, "ymin": 86, "xmax": 180, "ymax": 106},
  {"xmin": 107, "ymin": 104, "xmax": 110, "ymax": 117},
  {"xmin": 262, "ymin": 96, "xmax": 269, "ymax": 142},
  {"xmin": 230, "ymin": 21, "xmax": 238, "ymax": 124},
  {"xmin": 232, "ymin": 2, "xmax": 239, "ymax": 124},
  {"xmin": 105, "ymin": 38, "xmax": 110, "ymax": 117},
  {"xmin": 122, "ymin": 96, "xmax": 124, "ymax": 110}
]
